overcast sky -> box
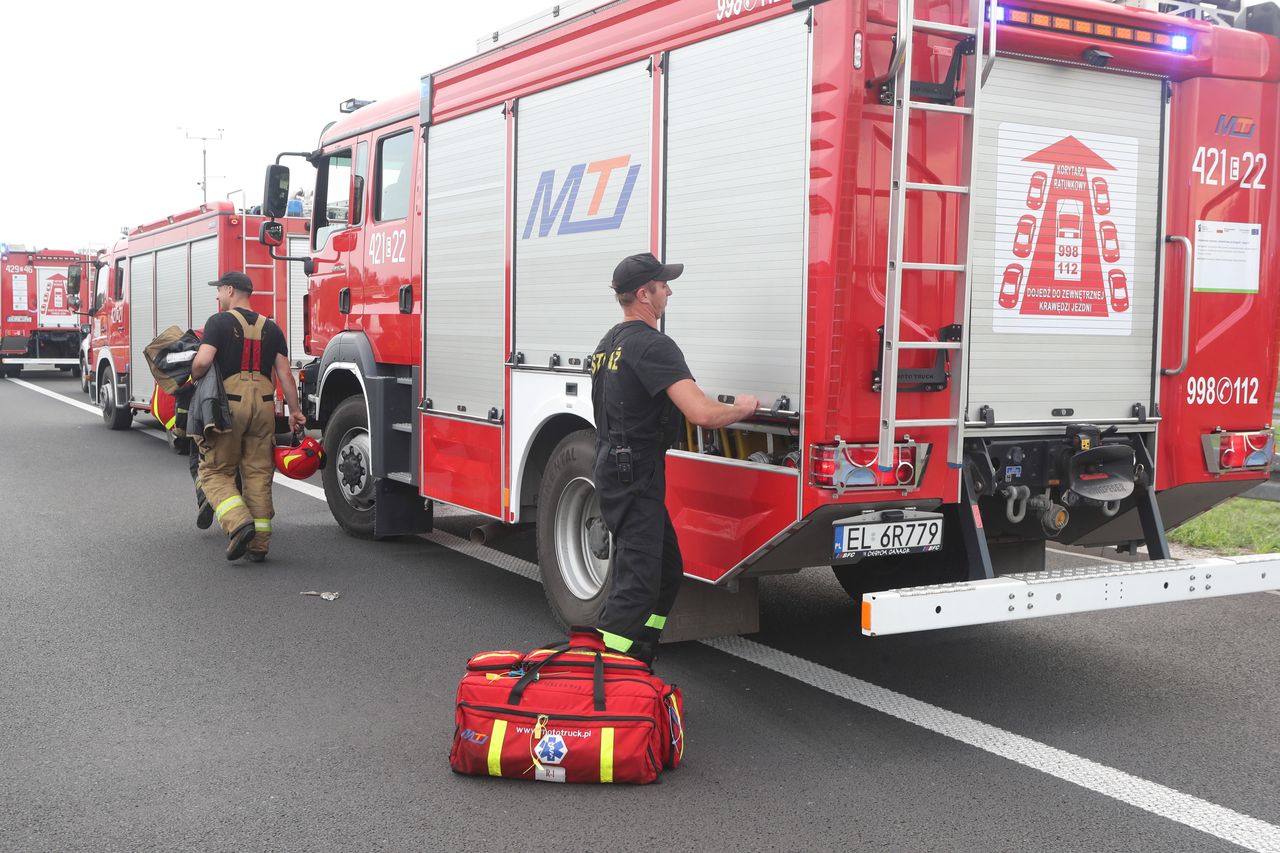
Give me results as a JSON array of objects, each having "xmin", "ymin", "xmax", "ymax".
[{"xmin": 0, "ymin": 0, "xmax": 557, "ymax": 252}]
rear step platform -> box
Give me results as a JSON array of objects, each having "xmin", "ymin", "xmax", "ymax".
[{"xmin": 861, "ymin": 554, "xmax": 1280, "ymax": 636}]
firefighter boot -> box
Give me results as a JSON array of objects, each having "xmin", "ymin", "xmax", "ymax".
[
  {"xmin": 227, "ymin": 522, "xmax": 256, "ymax": 560},
  {"xmin": 195, "ymin": 489, "xmax": 214, "ymax": 530}
]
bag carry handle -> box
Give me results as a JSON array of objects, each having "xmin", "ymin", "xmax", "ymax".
[{"xmin": 507, "ymin": 648, "xmax": 606, "ymax": 712}]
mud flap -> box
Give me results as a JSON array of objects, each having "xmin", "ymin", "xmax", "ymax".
[{"xmin": 373, "ymin": 478, "xmax": 433, "ymax": 539}]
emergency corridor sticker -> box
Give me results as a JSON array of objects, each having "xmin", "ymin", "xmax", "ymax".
[{"xmin": 992, "ymin": 123, "xmax": 1139, "ymax": 337}]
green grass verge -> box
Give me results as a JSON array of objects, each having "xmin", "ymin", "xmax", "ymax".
[{"xmin": 1169, "ymin": 496, "xmax": 1280, "ymax": 555}]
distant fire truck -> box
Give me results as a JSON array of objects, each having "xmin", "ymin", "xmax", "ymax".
[
  {"xmin": 68, "ymin": 202, "xmax": 307, "ymax": 437},
  {"xmin": 262, "ymin": 0, "xmax": 1280, "ymax": 639},
  {"xmin": 1, "ymin": 245, "xmax": 93, "ymax": 377}
]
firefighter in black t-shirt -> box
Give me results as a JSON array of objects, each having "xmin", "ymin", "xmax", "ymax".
[
  {"xmin": 590, "ymin": 253, "xmax": 759, "ymax": 664},
  {"xmin": 191, "ymin": 272, "xmax": 305, "ymax": 562}
]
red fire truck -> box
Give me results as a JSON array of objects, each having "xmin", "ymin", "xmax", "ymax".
[
  {"xmin": 1, "ymin": 246, "xmax": 93, "ymax": 378},
  {"xmin": 263, "ymin": 0, "xmax": 1280, "ymax": 639},
  {"xmin": 69, "ymin": 202, "xmax": 308, "ymax": 437}
]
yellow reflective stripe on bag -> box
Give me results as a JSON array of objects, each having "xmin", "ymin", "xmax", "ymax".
[
  {"xmin": 600, "ymin": 727, "xmax": 614, "ymax": 783},
  {"xmin": 487, "ymin": 720, "xmax": 507, "ymax": 777}
]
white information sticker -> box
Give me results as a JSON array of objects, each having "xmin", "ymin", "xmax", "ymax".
[
  {"xmin": 1193, "ymin": 221, "xmax": 1261, "ymax": 294},
  {"xmin": 11, "ymin": 274, "xmax": 29, "ymax": 312},
  {"xmin": 534, "ymin": 765, "xmax": 566, "ymax": 783}
]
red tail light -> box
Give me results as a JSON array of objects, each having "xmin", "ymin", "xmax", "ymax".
[
  {"xmin": 1205, "ymin": 429, "xmax": 1274, "ymax": 473},
  {"xmin": 810, "ymin": 439, "xmax": 930, "ymax": 495}
]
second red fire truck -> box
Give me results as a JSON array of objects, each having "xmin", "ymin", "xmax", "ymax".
[
  {"xmin": 263, "ymin": 0, "xmax": 1280, "ymax": 639},
  {"xmin": 1, "ymin": 245, "xmax": 93, "ymax": 378},
  {"xmin": 68, "ymin": 202, "xmax": 307, "ymax": 438}
]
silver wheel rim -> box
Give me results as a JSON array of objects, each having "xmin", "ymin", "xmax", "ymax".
[
  {"xmin": 553, "ymin": 476, "xmax": 611, "ymax": 600},
  {"xmin": 335, "ymin": 427, "xmax": 374, "ymax": 511},
  {"xmin": 100, "ymin": 379, "xmax": 113, "ymax": 416}
]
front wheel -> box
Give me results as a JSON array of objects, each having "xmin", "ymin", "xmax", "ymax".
[
  {"xmin": 99, "ymin": 367, "xmax": 132, "ymax": 430},
  {"xmin": 536, "ymin": 429, "xmax": 611, "ymax": 629},
  {"xmin": 321, "ymin": 396, "xmax": 376, "ymax": 539},
  {"xmin": 80, "ymin": 359, "xmax": 90, "ymax": 394}
]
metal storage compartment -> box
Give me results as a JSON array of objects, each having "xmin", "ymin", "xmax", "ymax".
[{"xmin": 967, "ymin": 59, "xmax": 1163, "ymax": 426}]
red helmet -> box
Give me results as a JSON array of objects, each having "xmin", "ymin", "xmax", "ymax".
[{"xmin": 274, "ymin": 436, "xmax": 325, "ymax": 480}]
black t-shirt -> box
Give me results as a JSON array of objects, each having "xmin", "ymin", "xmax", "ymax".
[
  {"xmin": 590, "ymin": 321, "xmax": 694, "ymax": 454},
  {"xmin": 200, "ymin": 308, "xmax": 287, "ymax": 379}
]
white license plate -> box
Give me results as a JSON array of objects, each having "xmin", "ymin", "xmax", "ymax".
[{"xmin": 833, "ymin": 518, "xmax": 943, "ymax": 559}]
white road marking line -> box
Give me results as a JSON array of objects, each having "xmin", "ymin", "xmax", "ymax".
[
  {"xmin": 703, "ymin": 636, "xmax": 1280, "ymax": 853},
  {"xmin": 13, "ymin": 376, "xmax": 1280, "ymax": 852},
  {"xmin": 6, "ymin": 377, "xmax": 102, "ymax": 416}
]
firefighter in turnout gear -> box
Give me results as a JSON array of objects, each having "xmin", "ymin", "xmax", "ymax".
[
  {"xmin": 590, "ymin": 253, "xmax": 758, "ymax": 664},
  {"xmin": 191, "ymin": 272, "xmax": 305, "ymax": 561}
]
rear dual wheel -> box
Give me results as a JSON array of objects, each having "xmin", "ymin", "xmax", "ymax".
[{"xmin": 536, "ymin": 429, "xmax": 611, "ymax": 630}]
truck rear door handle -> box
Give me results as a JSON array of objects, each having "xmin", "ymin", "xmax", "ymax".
[
  {"xmin": 339, "ymin": 287, "xmax": 351, "ymax": 315},
  {"xmin": 1160, "ymin": 235, "xmax": 1192, "ymax": 377}
]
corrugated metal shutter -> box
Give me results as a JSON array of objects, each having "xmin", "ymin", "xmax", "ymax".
[
  {"xmin": 155, "ymin": 246, "xmax": 188, "ymax": 334},
  {"xmin": 514, "ymin": 61, "xmax": 650, "ymax": 368},
  {"xmin": 425, "ymin": 106, "xmax": 508, "ymax": 418},
  {"xmin": 663, "ymin": 14, "xmax": 811, "ymax": 407},
  {"xmin": 129, "ymin": 254, "xmax": 156, "ymax": 405},
  {"xmin": 189, "ymin": 238, "xmax": 219, "ymax": 330},
  {"xmin": 967, "ymin": 59, "xmax": 1162, "ymax": 425}
]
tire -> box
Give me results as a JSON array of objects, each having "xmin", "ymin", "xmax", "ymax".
[
  {"xmin": 322, "ymin": 396, "xmax": 376, "ymax": 539},
  {"xmin": 70, "ymin": 364, "xmax": 82, "ymax": 378},
  {"xmin": 80, "ymin": 358, "xmax": 90, "ymax": 394},
  {"xmin": 99, "ymin": 366, "xmax": 133, "ymax": 430},
  {"xmin": 535, "ymin": 428, "xmax": 610, "ymax": 630}
]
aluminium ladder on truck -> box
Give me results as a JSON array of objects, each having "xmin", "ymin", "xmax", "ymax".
[{"xmin": 877, "ymin": 0, "xmax": 998, "ymax": 470}]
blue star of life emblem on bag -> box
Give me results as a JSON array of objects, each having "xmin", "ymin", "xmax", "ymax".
[{"xmin": 535, "ymin": 734, "xmax": 568, "ymax": 765}]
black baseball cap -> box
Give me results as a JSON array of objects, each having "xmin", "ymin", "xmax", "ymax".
[
  {"xmin": 611, "ymin": 252, "xmax": 684, "ymax": 293},
  {"xmin": 209, "ymin": 271, "xmax": 253, "ymax": 293}
]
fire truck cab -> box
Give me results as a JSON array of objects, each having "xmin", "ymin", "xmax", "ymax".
[{"xmin": 266, "ymin": 0, "xmax": 1280, "ymax": 640}]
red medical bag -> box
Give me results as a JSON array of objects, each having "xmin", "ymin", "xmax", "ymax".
[{"xmin": 450, "ymin": 629, "xmax": 684, "ymax": 784}]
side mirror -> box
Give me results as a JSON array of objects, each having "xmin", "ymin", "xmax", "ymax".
[
  {"xmin": 262, "ymin": 164, "xmax": 291, "ymax": 219},
  {"xmin": 350, "ymin": 174, "xmax": 365, "ymax": 224},
  {"xmin": 259, "ymin": 220, "xmax": 285, "ymax": 248},
  {"xmin": 332, "ymin": 229, "xmax": 358, "ymax": 254}
]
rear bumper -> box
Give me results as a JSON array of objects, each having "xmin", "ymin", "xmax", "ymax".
[{"xmin": 860, "ymin": 554, "xmax": 1279, "ymax": 636}]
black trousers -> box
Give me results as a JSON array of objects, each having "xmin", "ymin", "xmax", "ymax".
[{"xmin": 593, "ymin": 446, "xmax": 683, "ymax": 653}]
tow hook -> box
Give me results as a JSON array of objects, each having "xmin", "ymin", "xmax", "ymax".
[{"xmin": 1001, "ymin": 484, "xmax": 1031, "ymax": 524}]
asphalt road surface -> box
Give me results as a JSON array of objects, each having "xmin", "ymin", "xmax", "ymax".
[{"xmin": 3, "ymin": 369, "xmax": 1278, "ymax": 853}]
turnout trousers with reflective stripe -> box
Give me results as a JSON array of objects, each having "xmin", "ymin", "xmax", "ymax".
[
  {"xmin": 197, "ymin": 373, "xmax": 275, "ymax": 553},
  {"xmin": 593, "ymin": 447, "xmax": 683, "ymax": 655}
]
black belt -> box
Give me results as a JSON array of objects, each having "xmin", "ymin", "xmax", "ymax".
[{"xmin": 225, "ymin": 393, "xmax": 274, "ymax": 402}]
